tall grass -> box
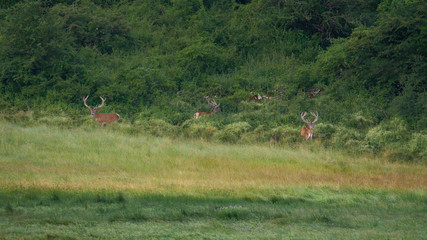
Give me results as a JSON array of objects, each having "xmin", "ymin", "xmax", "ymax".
[{"xmin": 1, "ymin": 121, "xmax": 425, "ymax": 195}]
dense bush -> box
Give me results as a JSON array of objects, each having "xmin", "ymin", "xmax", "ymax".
[
  {"xmin": 269, "ymin": 126, "xmax": 301, "ymax": 144},
  {"xmin": 365, "ymin": 118, "xmax": 409, "ymax": 153},
  {"xmin": 405, "ymin": 133, "xmax": 427, "ymax": 161},
  {"xmin": 214, "ymin": 121, "xmax": 252, "ymax": 143},
  {"xmin": 142, "ymin": 119, "xmax": 177, "ymax": 138},
  {"xmin": 181, "ymin": 120, "xmax": 219, "ymax": 140},
  {"xmin": 315, "ymin": 123, "xmax": 336, "ymax": 140}
]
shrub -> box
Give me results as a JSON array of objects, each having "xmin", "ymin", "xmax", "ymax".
[
  {"xmin": 214, "ymin": 122, "xmax": 251, "ymax": 143},
  {"xmin": 404, "ymin": 133, "xmax": 427, "ymax": 163},
  {"xmin": 269, "ymin": 126, "xmax": 300, "ymax": 144},
  {"xmin": 315, "ymin": 123, "xmax": 336, "ymax": 140},
  {"xmin": 142, "ymin": 119, "xmax": 176, "ymax": 137},
  {"xmin": 344, "ymin": 112, "xmax": 375, "ymax": 129},
  {"xmin": 364, "ymin": 118, "xmax": 409, "ymax": 153},
  {"xmin": 184, "ymin": 122, "xmax": 219, "ymax": 140},
  {"xmin": 177, "ymin": 39, "xmax": 235, "ymax": 76},
  {"xmin": 333, "ymin": 126, "xmax": 364, "ymax": 142},
  {"xmin": 332, "ymin": 126, "xmax": 366, "ymax": 152},
  {"xmin": 237, "ymin": 101, "xmax": 263, "ymax": 112},
  {"xmin": 4, "ymin": 111, "xmax": 35, "ymax": 125},
  {"xmin": 239, "ymin": 125, "xmax": 271, "ymax": 144}
]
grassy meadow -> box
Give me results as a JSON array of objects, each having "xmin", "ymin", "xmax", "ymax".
[
  {"xmin": 1, "ymin": 121, "xmax": 426, "ymax": 239},
  {"xmin": 1, "ymin": 1, "xmax": 426, "ymax": 238}
]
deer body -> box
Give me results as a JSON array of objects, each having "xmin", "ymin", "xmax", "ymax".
[
  {"xmin": 301, "ymin": 126, "xmax": 314, "ymax": 139},
  {"xmin": 300, "ymin": 112, "xmax": 318, "ymax": 140},
  {"xmin": 92, "ymin": 113, "xmax": 120, "ymax": 125},
  {"xmin": 194, "ymin": 111, "xmax": 213, "ymax": 119},
  {"xmin": 84, "ymin": 96, "xmax": 120, "ymax": 126},
  {"xmin": 194, "ymin": 96, "xmax": 220, "ymax": 119}
]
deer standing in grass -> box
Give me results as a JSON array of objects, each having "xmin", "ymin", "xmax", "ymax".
[
  {"xmin": 300, "ymin": 112, "xmax": 318, "ymax": 140},
  {"xmin": 83, "ymin": 96, "xmax": 120, "ymax": 126},
  {"xmin": 194, "ymin": 96, "xmax": 220, "ymax": 119}
]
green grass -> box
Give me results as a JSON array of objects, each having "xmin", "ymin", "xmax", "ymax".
[
  {"xmin": 0, "ymin": 121, "xmax": 426, "ymax": 239},
  {"xmin": 1, "ymin": 189, "xmax": 426, "ymax": 239}
]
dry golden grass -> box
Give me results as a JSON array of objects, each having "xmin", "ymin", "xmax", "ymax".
[{"xmin": 1, "ymin": 122, "xmax": 426, "ymax": 194}]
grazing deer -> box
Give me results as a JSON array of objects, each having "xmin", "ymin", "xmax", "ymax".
[
  {"xmin": 250, "ymin": 92, "xmax": 271, "ymax": 101},
  {"xmin": 307, "ymin": 88, "xmax": 322, "ymax": 98},
  {"xmin": 194, "ymin": 96, "xmax": 220, "ymax": 119},
  {"xmin": 300, "ymin": 112, "xmax": 318, "ymax": 140},
  {"xmin": 250, "ymin": 92, "xmax": 262, "ymax": 101},
  {"xmin": 83, "ymin": 96, "xmax": 120, "ymax": 126}
]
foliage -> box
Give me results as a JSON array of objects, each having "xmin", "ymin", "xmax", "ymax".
[
  {"xmin": 214, "ymin": 121, "xmax": 252, "ymax": 143},
  {"xmin": 142, "ymin": 119, "xmax": 177, "ymax": 137},
  {"xmin": 365, "ymin": 118, "xmax": 409, "ymax": 152},
  {"xmin": 315, "ymin": 123, "xmax": 336, "ymax": 140},
  {"xmin": 269, "ymin": 125, "xmax": 301, "ymax": 144},
  {"xmin": 182, "ymin": 121, "xmax": 219, "ymax": 140},
  {"xmin": 405, "ymin": 133, "xmax": 427, "ymax": 160}
]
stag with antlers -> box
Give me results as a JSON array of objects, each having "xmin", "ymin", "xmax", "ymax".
[
  {"xmin": 300, "ymin": 112, "xmax": 319, "ymax": 140},
  {"xmin": 83, "ymin": 96, "xmax": 120, "ymax": 126},
  {"xmin": 194, "ymin": 96, "xmax": 220, "ymax": 119}
]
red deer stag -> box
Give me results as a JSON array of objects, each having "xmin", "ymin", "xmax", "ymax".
[
  {"xmin": 83, "ymin": 96, "xmax": 120, "ymax": 126},
  {"xmin": 194, "ymin": 96, "xmax": 220, "ymax": 119},
  {"xmin": 300, "ymin": 112, "xmax": 318, "ymax": 140}
]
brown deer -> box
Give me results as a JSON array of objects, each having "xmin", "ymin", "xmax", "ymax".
[
  {"xmin": 83, "ymin": 96, "xmax": 120, "ymax": 126},
  {"xmin": 194, "ymin": 96, "xmax": 220, "ymax": 119},
  {"xmin": 300, "ymin": 112, "xmax": 318, "ymax": 140}
]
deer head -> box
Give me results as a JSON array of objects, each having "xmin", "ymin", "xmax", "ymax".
[
  {"xmin": 83, "ymin": 96, "xmax": 105, "ymax": 117},
  {"xmin": 301, "ymin": 112, "xmax": 318, "ymax": 129},
  {"xmin": 205, "ymin": 96, "xmax": 220, "ymax": 113}
]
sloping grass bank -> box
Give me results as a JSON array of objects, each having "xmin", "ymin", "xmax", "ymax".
[
  {"xmin": 0, "ymin": 121, "xmax": 425, "ymax": 193},
  {"xmin": 0, "ymin": 122, "xmax": 426, "ymax": 239}
]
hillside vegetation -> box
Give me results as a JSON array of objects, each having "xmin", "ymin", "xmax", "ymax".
[{"xmin": 0, "ymin": 0, "xmax": 426, "ymax": 162}]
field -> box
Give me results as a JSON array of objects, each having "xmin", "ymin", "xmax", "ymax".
[{"xmin": 1, "ymin": 121, "xmax": 426, "ymax": 239}]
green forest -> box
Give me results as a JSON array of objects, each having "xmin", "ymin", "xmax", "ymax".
[{"xmin": 1, "ymin": 0, "xmax": 426, "ymax": 162}]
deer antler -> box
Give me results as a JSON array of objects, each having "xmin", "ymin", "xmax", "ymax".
[
  {"xmin": 205, "ymin": 96, "xmax": 218, "ymax": 108},
  {"xmin": 83, "ymin": 96, "xmax": 92, "ymax": 110},
  {"xmin": 205, "ymin": 96, "xmax": 211, "ymax": 105},
  {"xmin": 310, "ymin": 112, "xmax": 319, "ymax": 123},
  {"xmin": 93, "ymin": 97, "xmax": 106, "ymax": 110},
  {"xmin": 301, "ymin": 112, "xmax": 311, "ymax": 124}
]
